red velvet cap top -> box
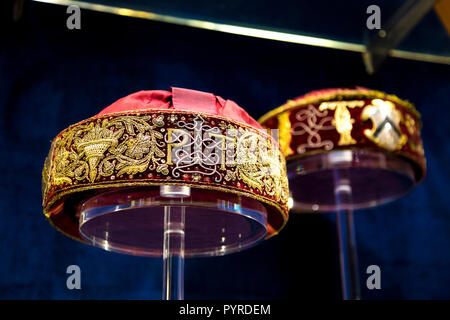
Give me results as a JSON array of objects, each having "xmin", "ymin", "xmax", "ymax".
[{"xmin": 97, "ymin": 87, "xmax": 262, "ymax": 129}]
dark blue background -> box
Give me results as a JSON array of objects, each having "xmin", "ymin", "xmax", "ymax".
[{"xmin": 0, "ymin": 2, "xmax": 449, "ymax": 299}]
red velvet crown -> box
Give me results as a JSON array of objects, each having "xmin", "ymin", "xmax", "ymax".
[{"xmin": 97, "ymin": 88, "xmax": 262, "ymax": 128}]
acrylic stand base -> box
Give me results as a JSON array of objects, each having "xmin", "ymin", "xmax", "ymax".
[
  {"xmin": 287, "ymin": 150, "xmax": 416, "ymax": 300},
  {"xmin": 78, "ymin": 185, "xmax": 268, "ymax": 300}
]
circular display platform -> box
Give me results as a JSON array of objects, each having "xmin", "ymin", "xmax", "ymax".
[
  {"xmin": 288, "ymin": 150, "xmax": 416, "ymax": 212},
  {"xmin": 79, "ymin": 187, "xmax": 268, "ymax": 257}
]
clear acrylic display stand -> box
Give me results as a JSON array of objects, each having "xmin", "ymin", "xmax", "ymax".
[
  {"xmin": 287, "ymin": 150, "xmax": 416, "ymax": 299},
  {"xmin": 78, "ymin": 185, "xmax": 268, "ymax": 300}
]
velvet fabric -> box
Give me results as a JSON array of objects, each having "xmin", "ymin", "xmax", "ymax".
[{"xmin": 98, "ymin": 88, "xmax": 262, "ymax": 129}]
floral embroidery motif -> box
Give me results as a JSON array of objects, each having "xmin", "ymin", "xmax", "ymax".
[{"xmin": 48, "ymin": 115, "xmax": 166, "ymax": 187}]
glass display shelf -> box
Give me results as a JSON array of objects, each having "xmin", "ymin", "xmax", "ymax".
[{"xmin": 34, "ymin": 0, "xmax": 450, "ymax": 64}]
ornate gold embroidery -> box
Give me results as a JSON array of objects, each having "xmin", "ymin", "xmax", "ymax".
[
  {"xmin": 102, "ymin": 115, "xmax": 167, "ymax": 177},
  {"xmin": 259, "ymin": 91, "xmax": 425, "ymax": 186},
  {"xmin": 223, "ymin": 126, "xmax": 288, "ymax": 204},
  {"xmin": 49, "ymin": 115, "xmax": 167, "ymax": 187},
  {"xmin": 41, "ymin": 151, "xmax": 52, "ymax": 197},
  {"xmin": 75, "ymin": 120, "xmax": 123, "ymax": 182},
  {"xmin": 276, "ymin": 112, "xmax": 294, "ymax": 156},
  {"xmin": 235, "ymin": 128, "xmax": 266, "ymax": 192},
  {"xmin": 262, "ymin": 144, "xmax": 289, "ymax": 204},
  {"xmin": 318, "ymin": 100, "xmax": 365, "ymax": 146},
  {"xmin": 409, "ymin": 140, "xmax": 425, "ymax": 155},
  {"xmin": 362, "ymin": 99, "xmax": 407, "ymax": 151},
  {"xmin": 258, "ymin": 89, "xmax": 421, "ymax": 126},
  {"xmin": 51, "ymin": 127, "xmax": 91, "ymax": 186},
  {"xmin": 404, "ymin": 113, "xmax": 416, "ymax": 135},
  {"xmin": 165, "ymin": 128, "xmax": 190, "ymax": 166}
]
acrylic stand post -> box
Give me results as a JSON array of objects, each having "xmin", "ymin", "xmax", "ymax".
[
  {"xmin": 160, "ymin": 185, "xmax": 189, "ymax": 300},
  {"xmin": 78, "ymin": 185, "xmax": 269, "ymax": 300},
  {"xmin": 333, "ymin": 171, "xmax": 360, "ymax": 300},
  {"xmin": 287, "ymin": 150, "xmax": 416, "ymax": 300}
]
